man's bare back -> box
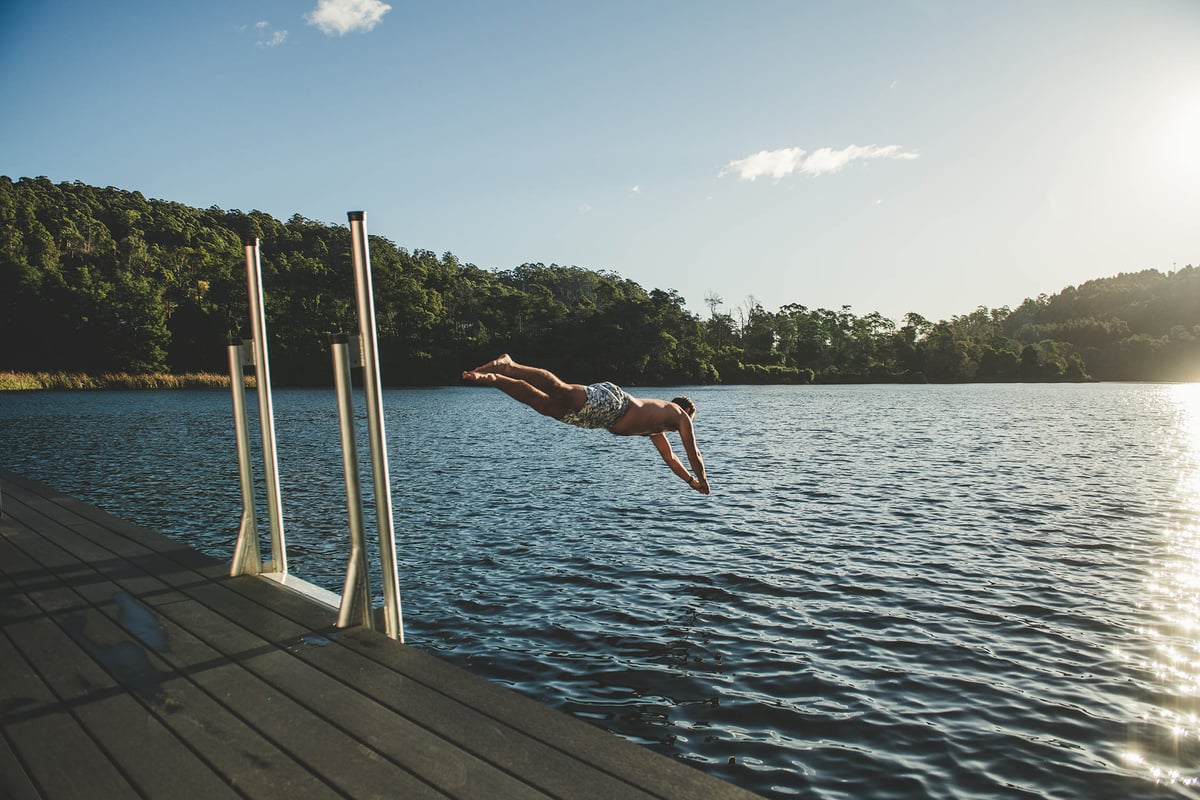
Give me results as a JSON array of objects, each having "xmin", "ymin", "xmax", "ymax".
[
  {"xmin": 607, "ymin": 395, "xmax": 688, "ymax": 436},
  {"xmin": 463, "ymin": 354, "xmax": 710, "ymax": 494}
]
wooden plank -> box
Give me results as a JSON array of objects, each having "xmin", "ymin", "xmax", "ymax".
[
  {"xmin": 3, "ymin": 484, "xmax": 558, "ymax": 799},
  {"xmin": 2, "ymin": 504, "xmax": 450, "ymax": 800},
  {"xmin": 2, "ymin": 525, "xmax": 347, "ymax": 800},
  {"xmin": 3, "ymin": 471, "xmax": 222, "ymax": 568},
  {"xmin": 1, "ymin": 526, "xmax": 137, "ymax": 799},
  {"xmin": 1, "ymin": 470, "xmax": 763, "ymax": 800},
  {"xmin": 0, "ymin": 629, "xmax": 138, "ymax": 799},
  {"xmin": 0, "ymin": 729, "xmax": 41, "ymax": 800},
  {"xmin": 4, "ymin": 480, "xmax": 664, "ymax": 799},
  {"xmin": 156, "ymin": 597, "xmax": 555, "ymax": 800},
  {"xmin": 1, "ymin": 592, "xmax": 239, "ymax": 800},
  {"xmin": 214, "ymin": 547, "xmax": 762, "ymax": 800},
  {"xmin": 179, "ymin": 579, "xmax": 646, "ymax": 800},
  {"xmin": 4, "ymin": 488, "xmax": 586, "ymax": 799}
]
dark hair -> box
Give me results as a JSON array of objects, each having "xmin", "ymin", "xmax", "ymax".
[{"xmin": 672, "ymin": 396, "xmax": 696, "ymax": 416}]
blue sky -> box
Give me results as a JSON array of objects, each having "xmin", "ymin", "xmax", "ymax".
[{"xmin": 2, "ymin": 0, "xmax": 1198, "ymax": 322}]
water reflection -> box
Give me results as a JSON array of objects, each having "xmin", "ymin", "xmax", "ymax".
[
  {"xmin": 9, "ymin": 384, "xmax": 1200, "ymax": 798},
  {"xmin": 1130, "ymin": 384, "xmax": 1200, "ymax": 791}
]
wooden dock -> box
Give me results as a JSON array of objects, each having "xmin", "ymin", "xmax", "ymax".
[{"xmin": 0, "ymin": 469, "xmax": 760, "ymax": 799}]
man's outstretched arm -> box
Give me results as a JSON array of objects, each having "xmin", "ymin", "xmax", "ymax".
[
  {"xmin": 649, "ymin": 432, "xmax": 710, "ymax": 494},
  {"xmin": 675, "ymin": 413, "xmax": 710, "ymax": 493}
]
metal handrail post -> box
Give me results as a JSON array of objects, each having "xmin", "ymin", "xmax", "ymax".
[
  {"xmin": 331, "ymin": 335, "xmax": 372, "ymax": 628},
  {"xmin": 227, "ymin": 338, "xmax": 262, "ymax": 577},
  {"xmin": 244, "ymin": 238, "xmax": 287, "ymax": 574},
  {"xmin": 347, "ymin": 212, "xmax": 404, "ymax": 641}
]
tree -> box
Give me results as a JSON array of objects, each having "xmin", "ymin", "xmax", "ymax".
[{"xmin": 0, "ymin": 175, "xmax": 1189, "ymax": 384}]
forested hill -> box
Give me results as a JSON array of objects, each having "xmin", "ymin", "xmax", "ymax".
[{"xmin": 1, "ymin": 176, "xmax": 1196, "ymax": 385}]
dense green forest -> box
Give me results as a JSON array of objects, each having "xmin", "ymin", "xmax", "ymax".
[{"xmin": 2, "ymin": 176, "xmax": 1197, "ymax": 385}]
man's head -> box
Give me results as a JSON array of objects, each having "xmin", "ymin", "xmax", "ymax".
[{"xmin": 672, "ymin": 396, "xmax": 697, "ymax": 417}]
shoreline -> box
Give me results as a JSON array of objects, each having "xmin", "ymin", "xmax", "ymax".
[
  {"xmin": 0, "ymin": 371, "xmax": 254, "ymax": 391},
  {"xmin": 1, "ymin": 371, "xmax": 1171, "ymax": 391}
]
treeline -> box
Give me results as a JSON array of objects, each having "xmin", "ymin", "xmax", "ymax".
[{"xmin": 1, "ymin": 176, "xmax": 1196, "ymax": 385}]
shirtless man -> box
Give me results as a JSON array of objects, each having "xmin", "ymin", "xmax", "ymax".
[{"xmin": 462, "ymin": 354, "xmax": 710, "ymax": 494}]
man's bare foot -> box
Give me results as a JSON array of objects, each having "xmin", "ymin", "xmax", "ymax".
[
  {"xmin": 461, "ymin": 370, "xmax": 498, "ymax": 383},
  {"xmin": 471, "ymin": 354, "xmax": 512, "ymax": 375}
]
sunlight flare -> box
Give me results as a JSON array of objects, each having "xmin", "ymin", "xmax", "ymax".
[{"xmin": 1157, "ymin": 92, "xmax": 1200, "ymax": 187}]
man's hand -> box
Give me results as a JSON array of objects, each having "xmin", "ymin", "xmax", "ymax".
[{"xmin": 651, "ymin": 432, "xmax": 711, "ymax": 495}]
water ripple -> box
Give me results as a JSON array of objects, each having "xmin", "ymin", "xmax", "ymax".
[{"xmin": 4, "ymin": 383, "xmax": 1200, "ymax": 798}]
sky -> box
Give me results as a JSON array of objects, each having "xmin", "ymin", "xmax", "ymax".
[{"xmin": 2, "ymin": 0, "xmax": 1198, "ymax": 323}]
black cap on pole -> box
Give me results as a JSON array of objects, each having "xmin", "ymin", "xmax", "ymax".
[{"xmin": 347, "ymin": 211, "xmax": 365, "ymax": 221}]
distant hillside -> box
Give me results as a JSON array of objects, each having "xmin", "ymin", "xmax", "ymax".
[
  {"xmin": 1, "ymin": 176, "xmax": 1195, "ymax": 384},
  {"xmin": 1001, "ymin": 270, "xmax": 1200, "ymax": 381}
]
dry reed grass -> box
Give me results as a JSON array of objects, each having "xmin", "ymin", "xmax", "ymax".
[{"xmin": 0, "ymin": 372, "xmax": 256, "ymax": 390}]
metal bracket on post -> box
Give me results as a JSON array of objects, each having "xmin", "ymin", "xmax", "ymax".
[
  {"xmin": 331, "ymin": 333, "xmax": 372, "ymax": 629},
  {"xmin": 348, "ymin": 211, "xmax": 405, "ymax": 642},
  {"xmin": 228, "ymin": 337, "xmax": 262, "ymax": 577}
]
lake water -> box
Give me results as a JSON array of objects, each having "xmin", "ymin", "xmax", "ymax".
[{"xmin": 2, "ymin": 383, "xmax": 1199, "ymax": 798}]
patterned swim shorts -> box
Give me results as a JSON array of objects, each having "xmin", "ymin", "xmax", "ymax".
[{"xmin": 561, "ymin": 382, "xmax": 630, "ymax": 430}]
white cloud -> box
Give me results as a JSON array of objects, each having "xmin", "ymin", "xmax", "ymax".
[
  {"xmin": 631, "ymin": 185, "xmax": 641, "ymax": 193},
  {"xmin": 306, "ymin": 0, "xmax": 392, "ymax": 36},
  {"xmin": 248, "ymin": 21, "xmax": 288, "ymax": 47},
  {"xmin": 720, "ymin": 144, "xmax": 919, "ymax": 181},
  {"xmin": 721, "ymin": 147, "xmax": 805, "ymax": 181}
]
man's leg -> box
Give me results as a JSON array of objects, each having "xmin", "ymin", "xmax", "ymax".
[
  {"xmin": 463, "ymin": 373, "xmax": 564, "ymax": 417},
  {"xmin": 463, "ymin": 356, "xmax": 587, "ymax": 419},
  {"xmin": 471, "ymin": 354, "xmax": 573, "ymax": 395}
]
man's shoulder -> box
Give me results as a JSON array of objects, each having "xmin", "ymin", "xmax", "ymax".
[
  {"xmin": 635, "ymin": 396, "xmax": 680, "ymax": 412},
  {"xmin": 611, "ymin": 397, "xmax": 681, "ymax": 435},
  {"xmin": 637, "ymin": 397, "xmax": 683, "ymax": 419}
]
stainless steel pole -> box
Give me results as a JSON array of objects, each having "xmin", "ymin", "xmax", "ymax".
[
  {"xmin": 332, "ymin": 335, "xmax": 372, "ymax": 629},
  {"xmin": 347, "ymin": 212, "xmax": 404, "ymax": 641},
  {"xmin": 228, "ymin": 338, "xmax": 262, "ymax": 577},
  {"xmin": 244, "ymin": 238, "xmax": 287, "ymax": 574}
]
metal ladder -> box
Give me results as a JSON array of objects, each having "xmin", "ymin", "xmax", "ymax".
[{"xmin": 227, "ymin": 211, "xmax": 405, "ymax": 641}]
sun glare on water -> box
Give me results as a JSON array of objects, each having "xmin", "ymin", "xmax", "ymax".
[{"xmin": 1131, "ymin": 385, "xmax": 1200, "ymax": 788}]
